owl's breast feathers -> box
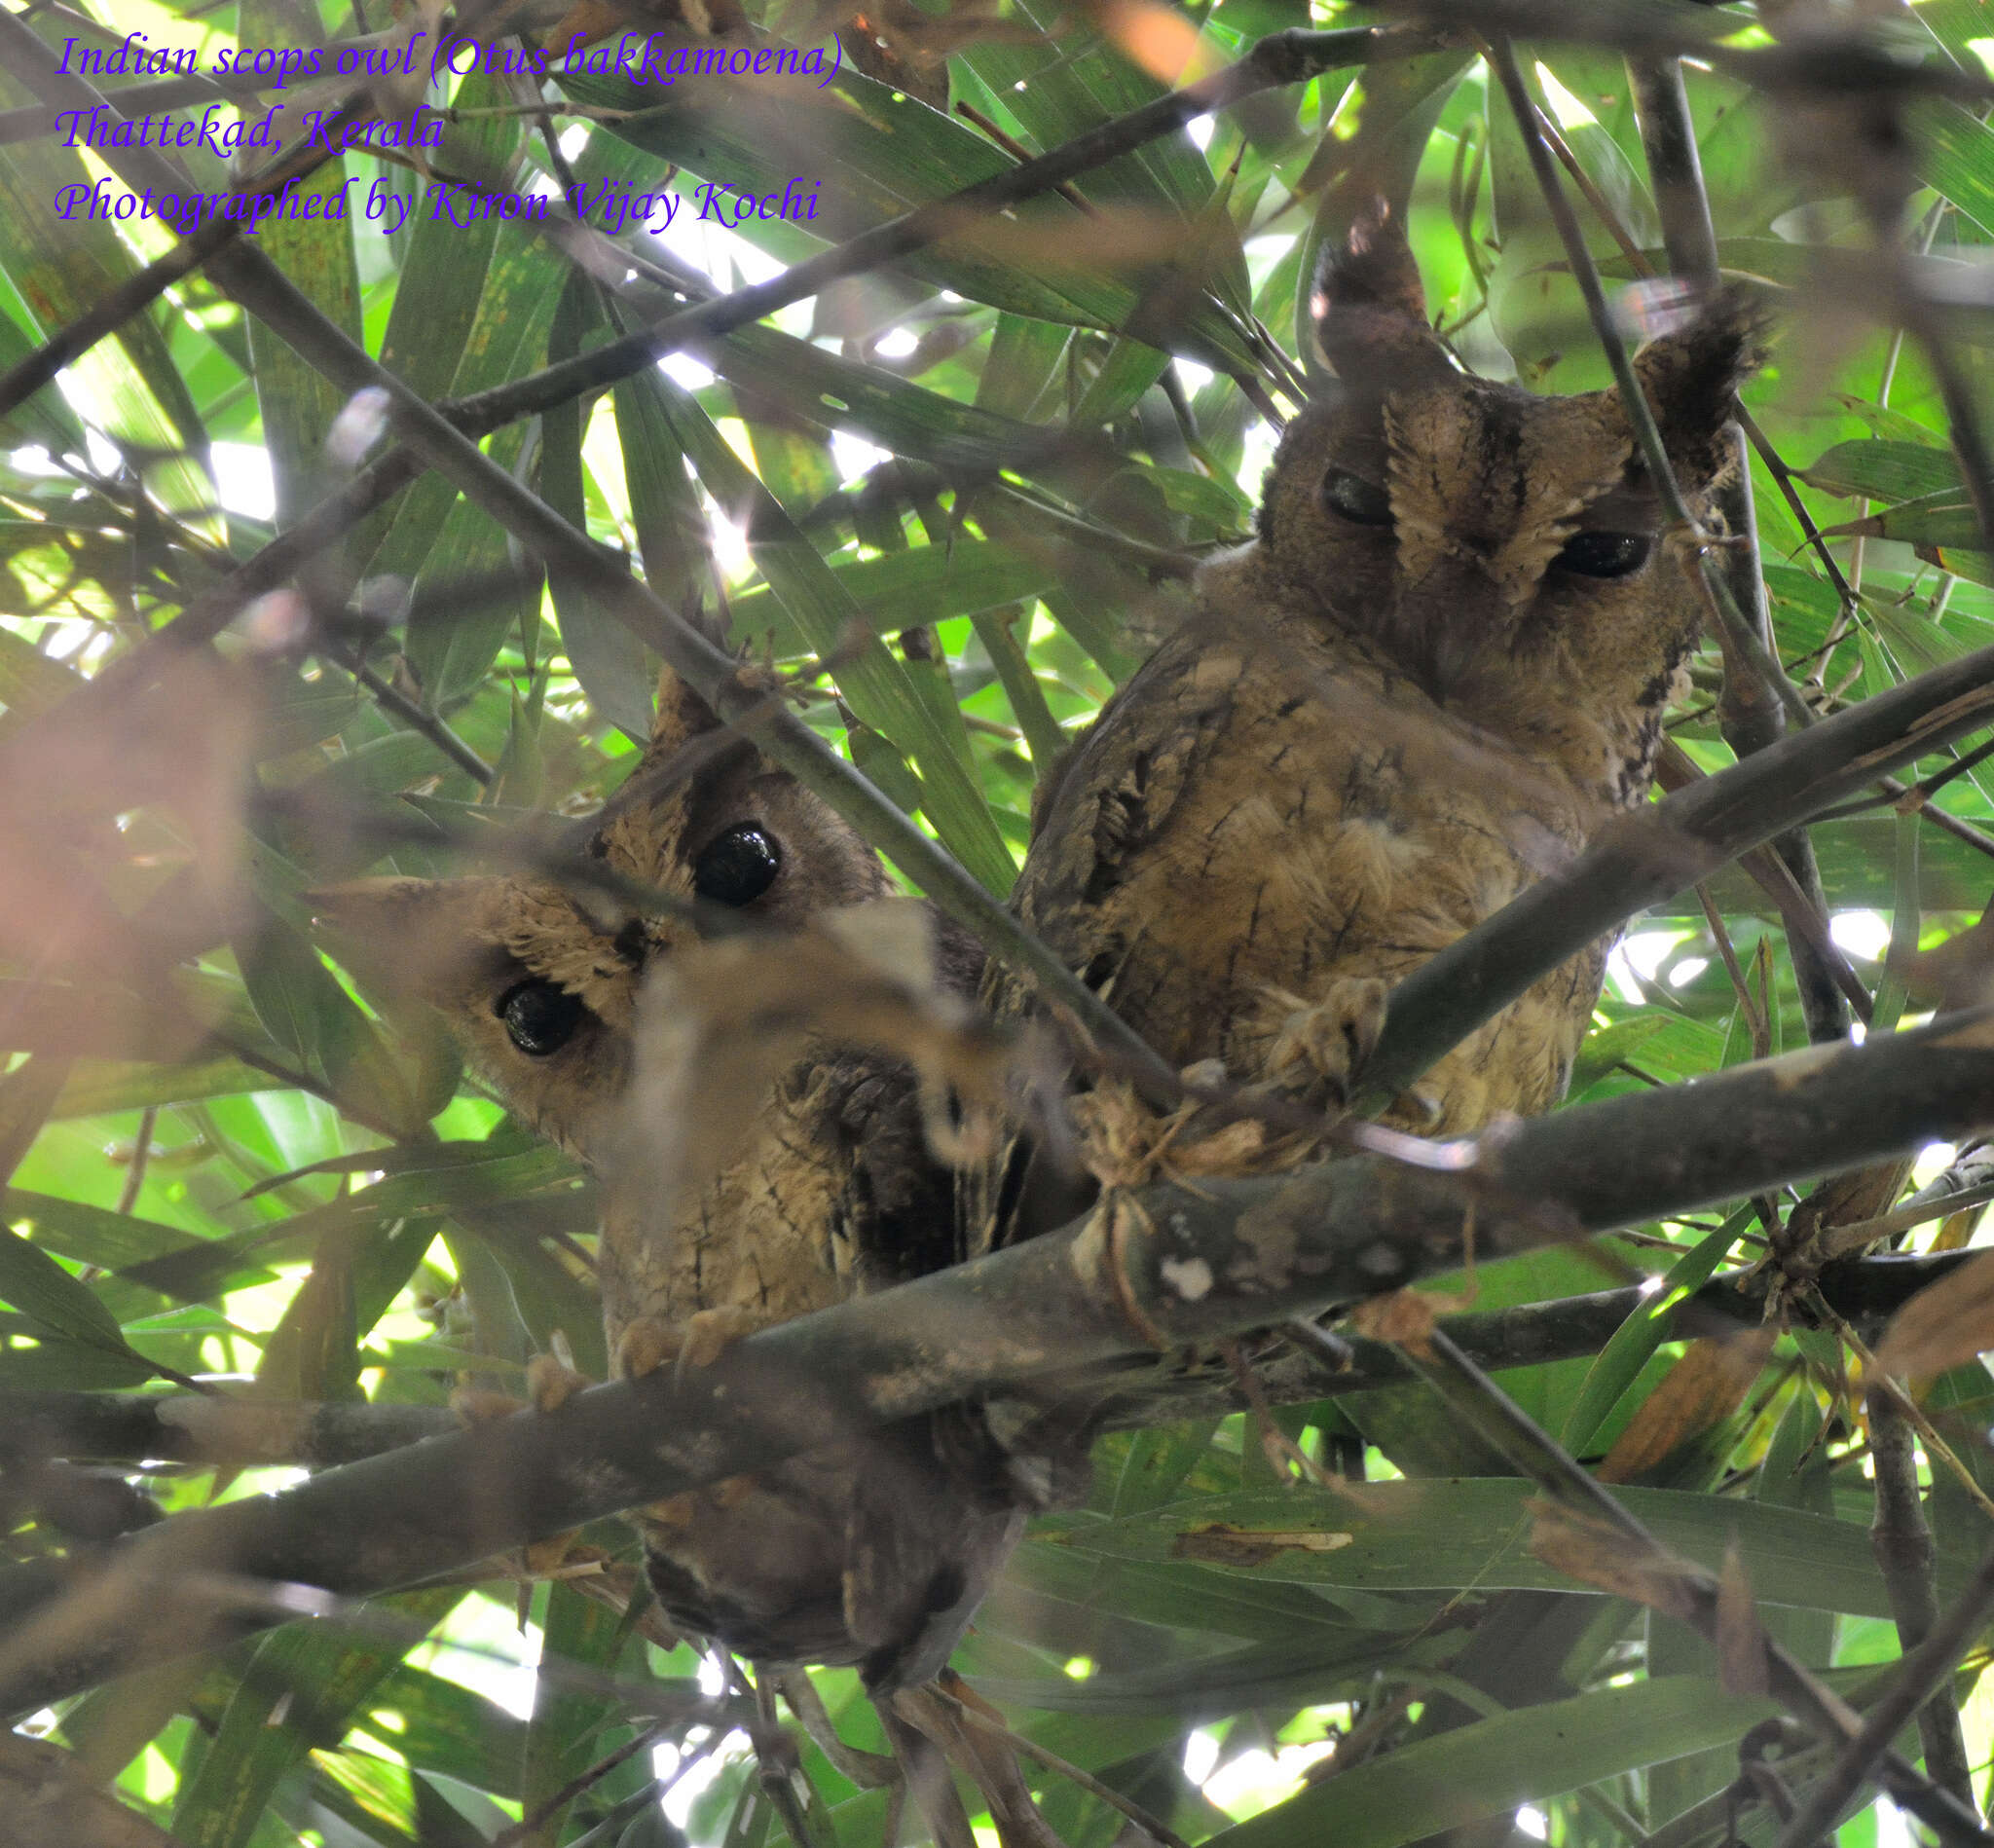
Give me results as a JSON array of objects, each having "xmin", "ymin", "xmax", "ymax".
[
  {"xmin": 1005, "ymin": 597, "xmax": 1605, "ymax": 1130},
  {"xmin": 606, "ymin": 959, "xmax": 1025, "ymax": 1690}
]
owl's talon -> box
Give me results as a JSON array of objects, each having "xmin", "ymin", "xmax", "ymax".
[
  {"xmin": 1263, "ymin": 977, "xmax": 1388, "ymax": 1105},
  {"xmin": 614, "ymin": 1306, "xmax": 768, "ymax": 1380},
  {"xmin": 450, "ymin": 1386, "xmax": 527, "ymax": 1424},
  {"xmin": 678, "ymin": 1305, "xmax": 766, "ymax": 1371},
  {"xmin": 452, "ymin": 1332, "xmax": 594, "ymax": 1422},
  {"xmin": 526, "ymin": 1350, "xmax": 593, "ymax": 1413},
  {"xmin": 615, "ymin": 1315, "xmax": 682, "ymax": 1381},
  {"xmin": 1402, "ymin": 1088, "xmax": 1445, "ymax": 1129}
]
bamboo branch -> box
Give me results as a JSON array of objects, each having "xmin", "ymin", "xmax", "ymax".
[
  {"xmin": 1487, "ymin": 38, "xmax": 1814, "ymax": 735},
  {"xmin": 1772, "ymin": 1535, "xmax": 1994, "ymax": 1848},
  {"xmin": 1354, "ymin": 632, "xmax": 1994, "ymax": 1113},
  {"xmin": 0, "ymin": 1249, "xmax": 1974, "ymax": 1468},
  {"xmin": 1866, "ymin": 1393, "xmax": 1975, "ymax": 1808},
  {"xmin": 0, "ymin": 5, "xmax": 1194, "ymax": 1106},
  {"xmin": 1625, "ymin": 50, "xmax": 1848, "ymax": 1043},
  {"xmin": 0, "ymin": 18, "xmax": 1442, "ymax": 425},
  {"xmin": 5, "ymin": 1005, "xmax": 1994, "ymax": 1712},
  {"xmin": 1401, "ymin": 1328, "xmax": 1989, "ymax": 1848}
]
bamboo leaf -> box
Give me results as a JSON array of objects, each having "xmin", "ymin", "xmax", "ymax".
[
  {"xmin": 1207, "ymin": 1679, "xmax": 1776, "ymax": 1848},
  {"xmin": 646, "ymin": 370, "xmax": 1016, "ymax": 889}
]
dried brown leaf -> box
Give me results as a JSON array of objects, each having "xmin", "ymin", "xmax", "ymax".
[
  {"xmin": 1872, "ymin": 1247, "xmax": 1994, "ymax": 1382},
  {"xmin": 1597, "ymin": 1330, "xmax": 1776, "ymax": 1484},
  {"xmin": 1527, "ymin": 1499, "xmax": 1702, "ymax": 1622},
  {"xmin": 1172, "ymin": 1524, "xmax": 1355, "ymax": 1568},
  {"xmin": 1346, "ymin": 1288, "xmax": 1442, "ymax": 1352},
  {"xmin": 1717, "ymin": 1537, "xmax": 1771, "ymax": 1699}
]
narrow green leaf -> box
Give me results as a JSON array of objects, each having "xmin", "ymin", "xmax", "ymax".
[
  {"xmin": 725, "ymin": 538, "xmax": 1052, "ymax": 651},
  {"xmin": 170, "ymin": 1591, "xmax": 463, "ymax": 1848},
  {"xmin": 569, "ymin": 64, "xmax": 1260, "ymax": 368},
  {"xmin": 1561, "ymin": 1207, "xmax": 1751, "ymax": 1455},
  {"xmin": 1051, "ymin": 1478, "xmax": 1976, "ymax": 1619},
  {"xmin": 522, "ymin": 1582, "xmax": 633, "ymax": 1847},
  {"xmin": 544, "ymin": 275, "xmax": 654, "ymax": 743},
  {"xmin": 0, "ymin": 1220, "xmax": 143, "ymax": 1357},
  {"xmin": 1800, "ymin": 439, "xmax": 1961, "ymax": 502},
  {"xmin": 646, "ymin": 372, "xmax": 1016, "ymax": 889},
  {"xmin": 1209, "ymin": 1679, "xmax": 1776, "ymax": 1848},
  {"xmin": 1916, "ymin": 99, "xmax": 1994, "ymax": 237}
]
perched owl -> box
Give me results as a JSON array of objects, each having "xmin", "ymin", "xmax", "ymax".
[
  {"xmin": 971, "ymin": 205, "xmax": 1759, "ymax": 1250},
  {"xmin": 313, "ymin": 667, "xmax": 1019, "ymax": 1691}
]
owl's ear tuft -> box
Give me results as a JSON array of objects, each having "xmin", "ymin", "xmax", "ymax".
[
  {"xmin": 638, "ymin": 661, "xmax": 726, "ymax": 774},
  {"xmin": 1311, "ymin": 199, "xmax": 1455, "ymax": 390},
  {"xmin": 1631, "ymin": 285, "xmax": 1768, "ymax": 489}
]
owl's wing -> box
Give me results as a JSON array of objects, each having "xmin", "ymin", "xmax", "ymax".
[{"xmin": 963, "ymin": 614, "xmax": 1252, "ymax": 1259}]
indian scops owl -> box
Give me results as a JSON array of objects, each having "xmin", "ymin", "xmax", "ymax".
[
  {"xmin": 313, "ymin": 668, "xmax": 1017, "ymax": 1691},
  {"xmin": 970, "ymin": 207, "xmax": 1759, "ymax": 1251}
]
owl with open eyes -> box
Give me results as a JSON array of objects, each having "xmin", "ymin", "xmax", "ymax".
[
  {"xmin": 970, "ymin": 205, "xmax": 1760, "ymax": 1250},
  {"xmin": 314, "ymin": 667, "xmax": 1017, "ymax": 1692}
]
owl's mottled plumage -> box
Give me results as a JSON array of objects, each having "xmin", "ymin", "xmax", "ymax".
[
  {"xmin": 314, "ymin": 669, "xmax": 1015, "ymax": 1690},
  {"xmin": 972, "ymin": 207, "xmax": 1758, "ymax": 1249}
]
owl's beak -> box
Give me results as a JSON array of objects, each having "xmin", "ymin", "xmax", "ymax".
[{"xmin": 1388, "ymin": 555, "xmax": 1501, "ymax": 697}]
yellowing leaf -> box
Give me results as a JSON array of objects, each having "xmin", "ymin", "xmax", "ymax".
[{"xmin": 1873, "ymin": 1248, "xmax": 1994, "ymax": 1382}]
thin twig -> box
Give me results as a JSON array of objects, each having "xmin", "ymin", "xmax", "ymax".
[
  {"xmin": 1772, "ymin": 1534, "xmax": 1994, "ymax": 1848},
  {"xmin": 1809, "ymin": 1293, "xmax": 1994, "ymax": 1528},
  {"xmin": 0, "ymin": 0, "xmax": 1197, "ymax": 1111},
  {"xmin": 1866, "ymin": 1392, "xmax": 1975, "ymax": 1808},
  {"xmin": 330, "ymin": 644, "xmax": 496, "ymax": 786},
  {"xmin": 1655, "ymin": 740, "xmax": 1872, "ymax": 1025},
  {"xmin": 0, "ymin": 21, "xmax": 1442, "ymax": 426},
  {"xmin": 1486, "ymin": 38, "xmax": 1818, "ymax": 737},
  {"xmin": 491, "ymin": 1722, "xmax": 671, "ymax": 1848},
  {"xmin": 1822, "ymin": 1176, "xmax": 1994, "ymax": 1260},
  {"xmin": 1695, "ymin": 886, "xmax": 1770, "ymax": 1056},
  {"xmin": 112, "ymin": 1103, "xmax": 159, "ymax": 1218},
  {"xmin": 1625, "ymin": 50, "xmax": 1848, "ymax": 1044},
  {"xmin": 1394, "ymin": 1326, "xmax": 1991, "ymax": 1848},
  {"xmin": 942, "ymin": 1685, "xmax": 1194, "ymax": 1848},
  {"xmin": 10, "ymin": 1008, "xmax": 1994, "ymax": 1717}
]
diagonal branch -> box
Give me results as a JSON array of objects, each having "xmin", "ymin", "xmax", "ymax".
[
  {"xmin": 1624, "ymin": 50, "xmax": 1849, "ymax": 1044},
  {"xmin": 0, "ymin": 1249, "xmax": 1971, "ymax": 1469},
  {"xmin": 1865, "ymin": 1391, "xmax": 1976, "ymax": 1807},
  {"xmin": 0, "ymin": 18, "xmax": 1437, "ymax": 735},
  {"xmin": 1354, "ymin": 633, "xmax": 1994, "ymax": 1112},
  {"xmin": 1486, "ymin": 37, "xmax": 1813, "ymax": 734},
  {"xmin": 1773, "ymin": 1534, "xmax": 1994, "ymax": 1848},
  {"xmin": 0, "ymin": 4, "xmax": 1189, "ymax": 1106},
  {"xmin": 4, "ymin": 1002, "xmax": 1994, "ymax": 1714},
  {"xmin": 1401, "ymin": 1328, "xmax": 1990, "ymax": 1848}
]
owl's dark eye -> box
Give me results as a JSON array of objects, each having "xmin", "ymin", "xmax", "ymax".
[
  {"xmin": 1556, "ymin": 531, "xmax": 1651, "ymax": 578},
  {"xmin": 497, "ymin": 979, "xmax": 585, "ymax": 1057},
  {"xmin": 694, "ymin": 823, "xmax": 782, "ymax": 906},
  {"xmin": 1321, "ymin": 467, "xmax": 1393, "ymax": 527}
]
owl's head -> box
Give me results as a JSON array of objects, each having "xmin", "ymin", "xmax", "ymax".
[
  {"xmin": 311, "ymin": 669, "xmax": 886, "ymax": 1165},
  {"xmin": 1254, "ymin": 203, "xmax": 1761, "ymax": 755}
]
